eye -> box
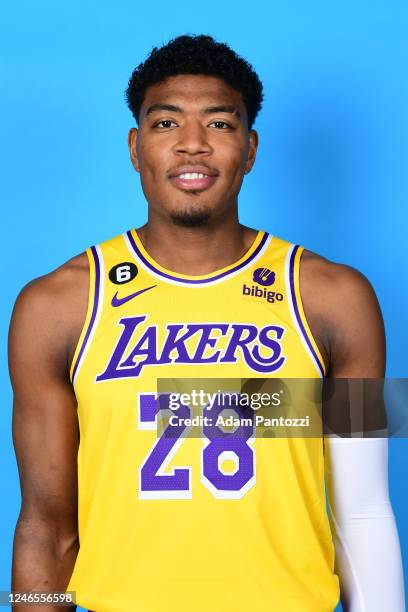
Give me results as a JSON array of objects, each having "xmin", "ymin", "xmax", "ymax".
[
  {"xmin": 209, "ymin": 120, "xmax": 231, "ymax": 129},
  {"xmin": 155, "ymin": 119, "xmax": 177, "ymax": 129}
]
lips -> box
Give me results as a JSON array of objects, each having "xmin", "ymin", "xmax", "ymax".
[{"xmin": 168, "ymin": 165, "xmax": 218, "ymax": 192}]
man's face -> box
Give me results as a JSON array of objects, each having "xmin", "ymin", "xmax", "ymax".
[{"xmin": 128, "ymin": 74, "xmax": 258, "ymax": 227}]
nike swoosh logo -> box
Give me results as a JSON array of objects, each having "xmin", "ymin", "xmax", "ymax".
[{"xmin": 111, "ymin": 285, "xmax": 157, "ymax": 307}]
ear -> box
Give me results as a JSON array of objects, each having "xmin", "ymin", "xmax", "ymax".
[
  {"xmin": 244, "ymin": 130, "xmax": 259, "ymax": 174},
  {"xmin": 128, "ymin": 128, "xmax": 140, "ymax": 172}
]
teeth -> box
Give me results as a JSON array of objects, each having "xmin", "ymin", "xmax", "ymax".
[{"xmin": 178, "ymin": 172, "xmax": 208, "ymax": 180}]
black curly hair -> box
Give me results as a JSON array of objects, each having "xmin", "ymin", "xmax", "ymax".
[{"xmin": 125, "ymin": 34, "xmax": 263, "ymax": 129}]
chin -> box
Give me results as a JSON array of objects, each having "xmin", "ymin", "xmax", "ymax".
[{"xmin": 169, "ymin": 205, "xmax": 212, "ymax": 228}]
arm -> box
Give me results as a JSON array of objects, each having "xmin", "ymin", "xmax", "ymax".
[
  {"xmin": 304, "ymin": 260, "xmax": 405, "ymax": 611},
  {"xmin": 9, "ymin": 255, "xmax": 88, "ymax": 611},
  {"xmin": 324, "ymin": 435, "xmax": 405, "ymax": 612}
]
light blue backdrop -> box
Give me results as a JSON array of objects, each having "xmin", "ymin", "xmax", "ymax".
[{"xmin": 1, "ymin": 2, "xmax": 407, "ymax": 610}]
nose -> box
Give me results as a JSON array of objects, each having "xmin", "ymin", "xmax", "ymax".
[{"xmin": 174, "ymin": 120, "xmax": 213, "ymax": 156}]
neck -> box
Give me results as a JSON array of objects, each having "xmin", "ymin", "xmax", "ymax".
[{"xmin": 136, "ymin": 214, "xmax": 258, "ymax": 276}]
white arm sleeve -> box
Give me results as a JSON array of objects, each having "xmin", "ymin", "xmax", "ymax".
[{"xmin": 324, "ymin": 435, "xmax": 405, "ymax": 612}]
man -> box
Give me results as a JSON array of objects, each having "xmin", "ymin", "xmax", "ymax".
[{"xmin": 9, "ymin": 35, "xmax": 405, "ymax": 611}]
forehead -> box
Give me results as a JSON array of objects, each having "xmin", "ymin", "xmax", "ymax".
[{"xmin": 140, "ymin": 74, "xmax": 245, "ymax": 114}]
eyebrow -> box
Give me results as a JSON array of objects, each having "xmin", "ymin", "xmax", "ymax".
[
  {"xmin": 146, "ymin": 104, "xmax": 182, "ymax": 116},
  {"xmin": 145, "ymin": 103, "xmax": 241, "ymax": 118},
  {"xmin": 204, "ymin": 105, "xmax": 241, "ymax": 117}
]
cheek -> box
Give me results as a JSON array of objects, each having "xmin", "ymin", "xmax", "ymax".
[
  {"xmin": 222, "ymin": 143, "xmax": 249, "ymax": 183},
  {"xmin": 138, "ymin": 137, "xmax": 167, "ymax": 174},
  {"xmin": 219, "ymin": 136, "xmax": 248, "ymax": 164}
]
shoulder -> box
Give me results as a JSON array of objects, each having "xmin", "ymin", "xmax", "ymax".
[
  {"xmin": 9, "ymin": 252, "xmax": 89, "ymax": 377},
  {"xmin": 299, "ymin": 248, "xmax": 385, "ymax": 376},
  {"xmin": 12, "ymin": 252, "xmax": 89, "ymax": 318},
  {"xmin": 300, "ymin": 248, "xmax": 381, "ymax": 314},
  {"xmin": 300, "ymin": 248, "xmax": 378, "ymax": 301}
]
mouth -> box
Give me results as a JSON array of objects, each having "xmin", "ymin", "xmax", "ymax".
[{"xmin": 168, "ymin": 165, "xmax": 218, "ymax": 192}]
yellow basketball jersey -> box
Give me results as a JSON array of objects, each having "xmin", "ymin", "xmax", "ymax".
[{"xmin": 67, "ymin": 228, "xmax": 340, "ymax": 612}]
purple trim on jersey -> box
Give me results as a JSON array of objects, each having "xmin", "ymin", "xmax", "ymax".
[
  {"xmin": 126, "ymin": 230, "xmax": 269, "ymax": 285},
  {"xmin": 71, "ymin": 246, "xmax": 101, "ymax": 382},
  {"xmin": 289, "ymin": 245, "xmax": 325, "ymax": 378}
]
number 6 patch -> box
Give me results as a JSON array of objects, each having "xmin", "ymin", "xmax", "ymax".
[{"xmin": 109, "ymin": 262, "xmax": 138, "ymax": 285}]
